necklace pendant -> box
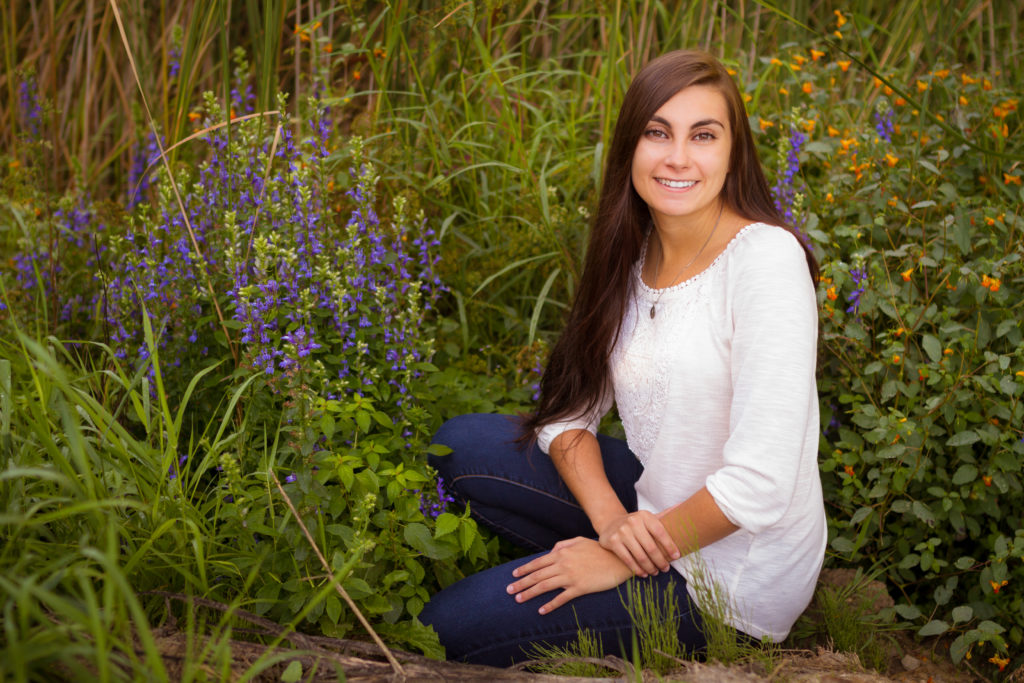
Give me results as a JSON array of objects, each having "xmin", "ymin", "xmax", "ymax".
[{"xmin": 649, "ymin": 304, "xmax": 656, "ymax": 319}]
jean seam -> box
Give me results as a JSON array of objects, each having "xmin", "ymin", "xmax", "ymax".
[
  {"xmin": 468, "ymin": 507, "xmax": 550, "ymax": 551},
  {"xmin": 450, "ymin": 473, "xmax": 584, "ymax": 511}
]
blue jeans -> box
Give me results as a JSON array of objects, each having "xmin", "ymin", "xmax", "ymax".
[{"xmin": 419, "ymin": 413, "xmax": 707, "ymax": 666}]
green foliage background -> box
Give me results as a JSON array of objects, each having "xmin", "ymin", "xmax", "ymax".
[{"xmin": 2, "ymin": 1, "xmax": 1023, "ymax": 679}]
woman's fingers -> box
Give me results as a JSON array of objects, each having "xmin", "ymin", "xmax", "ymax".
[{"xmin": 602, "ymin": 511, "xmax": 680, "ymax": 575}]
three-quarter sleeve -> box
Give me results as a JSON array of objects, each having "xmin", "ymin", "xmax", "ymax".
[
  {"xmin": 704, "ymin": 229, "xmax": 819, "ymax": 533},
  {"xmin": 535, "ymin": 388, "xmax": 614, "ymax": 454}
]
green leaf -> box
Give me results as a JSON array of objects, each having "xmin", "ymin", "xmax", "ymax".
[
  {"xmin": 921, "ymin": 334, "xmax": 942, "ymax": 363},
  {"xmin": 954, "ymin": 556, "xmax": 976, "ymax": 570},
  {"xmin": 356, "ymin": 410, "xmax": 371, "ymax": 434},
  {"xmin": 404, "ymin": 522, "xmax": 455, "ymax": 560},
  {"xmin": 918, "ymin": 619, "xmax": 948, "ymax": 637},
  {"xmin": 951, "ymin": 605, "xmax": 973, "ymax": 623},
  {"xmin": 946, "ymin": 430, "xmax": 979, "ymax": 447},
  {"xmin": 912, "ymin": 501, "xmax": 936, "ymax": 527},
  {"xmin": 949, "ymin": 634, "xmax": 970, "ymax": 663},
  {"xmin": 426, "ymin": 444, "xmax": 452, "ymax": 456},
  {"xmin": 977, "ymin": 620, "xmax": 1005, "ymax": 636},
  {"xmin": 951, "ymin": 464, "xmax": 977, "ymax": 485},
  {"xmin": 830, "ymin": 536, "xmax": 855, "ymax": 553},
  {"xmin": 321, "ymin": 414, "xmax": 336, "ymax": 440},
  {"xmin": 434, "ymin": 512, "xmax": 459, "ymax": 538},
  {"xmin": 326, "ymin": 594, "xmax": 342, "ymax": 624},
  {"xmin": 894, "ymin": 604, "xmax": 922, "ymax": 620},
  {"xmin": 281, "ymin": 661, "xmax": 303, "ymax": 683}
]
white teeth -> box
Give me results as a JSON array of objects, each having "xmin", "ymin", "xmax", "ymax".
[{"xmin": 657, "ymin": 179, "xmax": 696, "ymax": 189}]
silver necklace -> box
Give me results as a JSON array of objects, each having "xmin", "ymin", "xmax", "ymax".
[{"xmin": 648, "ymin": 203, "xmax": 724, "ymax": 319}]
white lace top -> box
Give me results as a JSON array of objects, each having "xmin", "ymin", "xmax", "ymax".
[{"xmin": 537, "ymin": 223, "xmax": 826, "ymax": 641}]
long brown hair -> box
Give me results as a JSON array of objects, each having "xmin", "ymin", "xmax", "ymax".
[{"xmin": 522, "ymin": 49, "xmax": 818, "ymax": 439}]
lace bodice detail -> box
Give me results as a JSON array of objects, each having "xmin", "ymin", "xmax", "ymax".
[{"xmin": 610, "ymin": 224, "xmax": 756, "ymax": 463}]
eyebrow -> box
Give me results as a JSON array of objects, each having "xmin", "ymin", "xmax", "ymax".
[{"xmin": 650, "ymin": 115, "xmax": 725, "ymax": 130}]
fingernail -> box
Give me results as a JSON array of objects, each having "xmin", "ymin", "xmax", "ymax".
[
  {"xmin": 506, "ymin": 584, "xmax": 515, "ymax": 594},
  {"xmin": 672, "ymin": 551, "xmax": 681, "ymax": 560},
  {"xmin": 516, "ymin": 594, "xmax": 523, "ymax": 602},
  {"xmin": 538, "ymin": 607, "xmax": 547, "ymax": 615}
]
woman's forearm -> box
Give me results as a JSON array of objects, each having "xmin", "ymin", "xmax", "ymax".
[
  {"xmin": 548, "ymin": 429, "xmax": 628, "ymax": 534},
  {"xmin": 656, "ymin": 487, "xmax": 739, "ymax": 555}
]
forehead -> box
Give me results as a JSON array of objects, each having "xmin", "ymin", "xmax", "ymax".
[{"xmin": 649, "ymin": 85, "xmax": 730, "ymax": 127}]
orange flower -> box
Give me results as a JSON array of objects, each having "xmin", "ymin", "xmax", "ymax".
[
  {"xmin": 188, "ymin": 111, "xmax": 201, "ymax": 122},
  {"xmin": 959, "ymin": 95, "xmax": 968, "ymax": 106},
  {"xmin": 827, "ymin": 125, "xmax": 841, "ymax": 136},
  {"xmin": 779, "ymin": 86, "xmax": 789, "ymax": 95},
  {"xmin": 990, "ymin": 579, "xmax": 1008, "ymax": 594},
  {"xmin": 873, "ymin": 76, "xmax": 884, "ymax": 89},
  {"xmin": 834, "ymin": 9, "xmax": 847, "ymax": 27},
  {"xmin": 726, "ymin": 67, "xmax": 738, "ymax": 76},
  {"xmin": 943, "ymin": 348, "xmax": 953, "ymax": 356},
  {"xmin": 743, "ymin": 93, "xmax": 752, "ymax": 103},
  {"xmin": 981, "ymin": 274, "xmax": 1001, "ymax": 292},
  {"xmin": 840, "ymin": 137, "xmax": 858, "ymax": 151},
  {"xmin": 888, "ymin": 196, "xmax": 900, "ymax": 207},
  {"xmin": 826, "ymin": 285, "xmax": 837, "ymax": 301},
  {"xmin": 1004, "ymin": 173, "xmax": 1022, "ymax": 185},
  {"xmin": 982, "ymin": 476, "xmax": 993, "ymax": 487},
  {"xmin": 962, "ymin": 73, "xmax": 978, "ymax": 85},
  {"xmin": 917, "ymin": 80, "xmax": 929, "ymax": 92},
  {"xmin": 1016, "ymin": 370, "xmax": 1024, "ymax": 378},
  {"xmin": 793, "ymin": 54, "xmax": 808, "ymax": 66},
  {"xmin": 886, "ymin": 153, "xmax": 899, "ymax": 167},
  {"xmin": 894, "ymin": 96, "xmax": 907, "ymax": 106},
  {"xmin": 759, "ymin": 117, "xmax": 774, "ymax": 131},
  {"xmin": 884, "ymin": 85, "xmax": 894, "ymax": 96},
  {"xmin": 324, "ymin": 42, "xmax": 333, "ymax": 53},
  {"xmin": 901, "ymin": 268, "xmax": 913, "ymax": 281},
  {"xmin": 810, "ymin": 49, "xmax": 825, "ymax": 61},
  {"xmin": 892, "ymin": 354, "xmax": 902, "ymax": 364},
  {"xmin": 993, "ymin": 105, "xmax": 1007, "ymax": 118},
  {"xmin": 894, "ymin": 327, "xmax": 906, "ymax": 336},
  {"xmin": 989, "ymin": 655, "xmax": 1010, "ymax": 672},
  {"xmin": 844, "ymin": 465, "xmax": 855, "ymax": 477},
  {"xmin": 931, "ymin": 69, "xmax": 950, "ymax": 78},
  {"xmin": 353, "ymin": 70, "xmax": 361, "ymax": 81},
  {"xmin": 770, "ymin": 57, "xmax": 783, "ymax": 66},
  {"xmin": 802, "ymin": 81, "xmax": 813, "ymax": 94},
  {"xmin": 983, "ymin": 78, "xmax": 992, "ymax": 90},
  {"xmin": 803, "ymin": 119, "xmax": 816, "ymax": 133},
  {"xmin": 826, "ymin": 192, "xmax": 834, "ymax": 203},
  {"xmin": 986, "ymin": 216, "xmax": 996, "ymax": 226},
  {"xmin": 837, "ymin": 60, "xmax": 851, "ymax": 72}
]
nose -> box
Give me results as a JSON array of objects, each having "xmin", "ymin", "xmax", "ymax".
[{"xmin": 665, "ymin": 139, "xmax": 689, "ymax": 167}]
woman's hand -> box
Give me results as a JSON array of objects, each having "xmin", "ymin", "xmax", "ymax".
[
  {"xmin": 506, "ymin": 537, "xmax": 634, "ymax": 614},
  {"xmin": 597, "ymin": 511, "xmax": 680, "ymax": 577}
]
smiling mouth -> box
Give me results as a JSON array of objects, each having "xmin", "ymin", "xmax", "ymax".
[{"xmin": 656, "ymin": 178, "xmax": 696, "ymax": 189}]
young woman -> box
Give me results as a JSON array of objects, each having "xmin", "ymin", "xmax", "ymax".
[{"xmin": 420, "ymin": 49, "xmax": 826, "ymax": 667}]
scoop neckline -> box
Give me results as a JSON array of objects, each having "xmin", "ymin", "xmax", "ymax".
[{"xmin": 636, "ymin": 222, "xmax": 771, "ymax": 295}]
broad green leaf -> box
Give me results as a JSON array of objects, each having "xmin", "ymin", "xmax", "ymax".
[
  {"xmin": 921, "ymin": 334, "xmax": 942, "ymax": 363},
  {"xmin": 951, "ymin": 605, "xmax": 973, "ymax": 623},
  {"xmin": 951, "ymin": 464, "xmax": 977, "ymax": 485},
  {"xmin": 281, "ymin": 661, "xmax": 303, "ymax": 683},
  {"xmin": 434, "ymin": 512, "xmax": 459, "ymax": 538},
  {"xmin": 918, "ymin": 619, "xmax": 948, "ymax": 637},
  {"xmin": 894, "ymin": 604, "xmax": 922, "ymax": 620},
  {"xmin": 946, "ymin": 430, "xmax": 979, "ymax": 447}
]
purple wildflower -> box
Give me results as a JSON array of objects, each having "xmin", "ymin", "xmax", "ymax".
[
  {"xmin": 418, "ymin": 476, "xmax": 456, "ymax": 519},
  {"xmin": 846, "ymin": 267, "xmax": 867, "ymax": 314},
  {"xmin": 873, "ymin": 108, "xmax": 894, "ymax": 143}
]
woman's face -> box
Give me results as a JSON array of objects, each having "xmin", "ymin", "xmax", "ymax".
[{"xmin": 630, "ymin": 85, "xmax": 733, "ymax": 229}]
